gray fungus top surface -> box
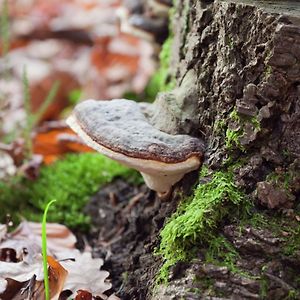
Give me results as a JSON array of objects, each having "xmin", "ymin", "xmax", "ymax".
[{"xmin": 73, "ymin": 99, "xmax": 204, "ymax": 163}]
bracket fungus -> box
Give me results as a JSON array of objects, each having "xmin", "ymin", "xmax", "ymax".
[{"xmin": 66, "ymin": 99, "xmax": 204, "ymax": 197}]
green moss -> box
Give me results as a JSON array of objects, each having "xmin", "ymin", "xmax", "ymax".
[
  {"xmin": 192, "ymin": 276, "xmax": 214, "ymax": 295},
  {"xmin": 145, "ymin": 4, "xmax": 176, "ymax": 100},
  {"xmin": 206, "ymin": 235, "xmax": 239, "ymax": 268},
  {"xmin": 244, "ymin": 212, "xmax": 300, "ymax": 257},
  {"xmin": 287, "ymin": 289, "xmax": 299, "ymax": 300},
  {"xmin": 0, "ymin": 153, "xmax": 142, "ymax": 230},
  {"xmin": 156, "ymin": 167, "xmax": 249, "ymax": 283},
  {"xmin": 265, "ymin": 65, "xmax": 272, "ymax": 78},
  {"xmin": 266, "ymin": 171, "xmax": 292, "ymax": 191},
  {"xmin": 145, "ymin": 36, "xmax": 176, "ymax": 100},
  {"xmin": 225, "ymin": 128, "xmax": 245, "ymax": 151},
  {"xmin": 213, "ymin": 118, "xmax": 226, "ymax": 134},
  {"xmin": 260, "ymin": 275, "xmax": 268, "ymax": 299},
  {"xmin": 205, "ymin": 235, "xmax": 257, "ymax": 279},
  {"xmin": 225, "ymin": 109, "xmax": 261, "ymax": 151}
]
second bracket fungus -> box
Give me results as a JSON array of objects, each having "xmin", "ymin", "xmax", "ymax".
[{"xmin": 67, "ymin": 99, "xmax": 204, "ymax": 197}]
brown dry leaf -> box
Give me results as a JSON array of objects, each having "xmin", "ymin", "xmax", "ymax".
[
  {"xmin": 48, "ymin": 256, "xmax": 68, "ymax": 299},
  {"xmin": 0, "ymin": 240, "xmax": 41, "ymax": 264},
  {"xmin": 0, "ymin": 254, "xmax": 44, "ymax": 287},
  {"xmin": 0, "ymin": 256, "xmax": 68, "ymax": 300},
  {"xmin": 8, "ymin": 221, "xmax": 77, "ymax": 254},
  {"xmin": 56, "ymin": 250, "xmax": 112, "ymax": 299},
  {"xmin": 30, "ymin": 71, "xmax": 79, "ymax": 123},
  {"xmin": 33, "ymin": 127, "xmax": 93, "ymax": 165},
  {"xmin": 0, "ymin": 277, "xmax": 31, "ymax": 300},
  {"xmin": 75, "ymin": 289, "xmax": 93, "ymax": 300},
  {"xmin": 0, "ymin": 223, "xmax": 116, "ymax": 299}
]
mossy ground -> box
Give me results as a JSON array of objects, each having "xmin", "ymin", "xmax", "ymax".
[
  {"xmin": 0, "ymin": 152, "xmax": 142, "ymax": 230},
  {"xmin": 155, "ymin": 166, "xmax": 251, "ymax": 283}
]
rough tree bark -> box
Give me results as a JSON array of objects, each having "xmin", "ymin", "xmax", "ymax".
[{"xmin": 147, "ymin": 0, "xmax": 300, "ymax": 299}]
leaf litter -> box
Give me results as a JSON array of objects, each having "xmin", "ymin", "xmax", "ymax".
[{"xmin": 0, "ymin": 221, "xmax": 119, "ymax": 300}]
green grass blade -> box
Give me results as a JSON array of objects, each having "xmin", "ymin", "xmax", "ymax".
[
  {"xmin": 22, "ymin": 66, "xmax": 33, "ymax": 159},
  {"xmin": 0, "ymin": 0, "xmax": 10, "ymax": 57},
  {"xmin": 42, "ymin": 199, "xmax": 57, "ymax": 300},
  {"xmin": 1, "ymin": 0, "xmax": 10, "ymax": 79},
  {"xmin": 32, "ymin": 80, "xmax": 60, "ymax": 127}
]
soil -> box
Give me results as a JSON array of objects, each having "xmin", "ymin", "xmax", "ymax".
[{"xmin": 83, "ymin": 178, "xmax": 173, "ymax": 300}]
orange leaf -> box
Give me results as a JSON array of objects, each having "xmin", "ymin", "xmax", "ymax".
[{"xmin": 47, "ymin": 255, "xmax": 68, "ymax": 298}]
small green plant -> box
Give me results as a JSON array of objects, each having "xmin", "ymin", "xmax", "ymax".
[
  {"xmin": 213, "ymin": 118, "xmax": 226, "ymax": 134},
  {"xmin": 68, "ymin": 88, "xmax": 82, "ymax": 105},
  {"xmin": 22, "ymin": 67, "xmax": 60, "ymax": 159},
  {"xmin": 42, "ymin": 199, "xmax": 57, "ymax": 300},
  {"xmin": 0, "ymin": 0, "xmax": 10, "ymax": 78},
  {"xmin": 32, "ymin": 81, "xmax": 60, "ymax": 126},
  {"xmin": 0, "ymin": 0, "xmax": 9, "ymax": 56},
  {"xmin": 22, "ymin": 67, "xmax": 33, "ymax": 158}
]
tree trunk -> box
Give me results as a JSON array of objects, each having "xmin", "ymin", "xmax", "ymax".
[
  {"xmin": 148, "ymin": 0, "xmax": 300, "ymax": 299},
  {"xmin": 113, "ymin": 1, "xmax": 300, "ymax": 299}
]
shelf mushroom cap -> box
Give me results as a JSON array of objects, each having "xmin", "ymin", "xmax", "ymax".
[{"xmin": 66, "ymin": 99, "xmax": 204, "ymax": 195}]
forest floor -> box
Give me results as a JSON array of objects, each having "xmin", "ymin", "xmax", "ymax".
[{"xmin": 1, "ymin": 1, "xmax": 300, "ymax": 300}]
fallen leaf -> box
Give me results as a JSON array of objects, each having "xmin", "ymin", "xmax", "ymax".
[
  {"xmin": 0, "ymin": 224, "xmax": 7, "ymax": 242},
  {"xmin": 0, "ymin": 254, "xmax": 44, "ymax": 283},
  {"xmin": 0, "ymin": 256, "xmax": 68, "ymax": 300},
  {"xmin": 56, "ymin": 250, "xmax": 111, "ymax": 299},
  {"xmin": 0, "ymin": 277, "xmax": 36, "ymax": 300},
  {"xmin": 75, "ymin": 289, "xmax": 93, "ymax": 300},
  {"xmin": 33, "ymin": 127, "xmax": 93, "ymax": 164},
  {"xmin": 0, "ymin": 238, "xmax": 41, "ymax": 265},
  {"xmin": 8, "ymin": 221, "xmax": 77, "ymax": 253},
  {"xmin": 0, "ymin": 248, "xmax": 18, "ymax": 262},
  {"xmin": 48, "ymin": 256, "xmax": 68, "ymax": 299}
]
